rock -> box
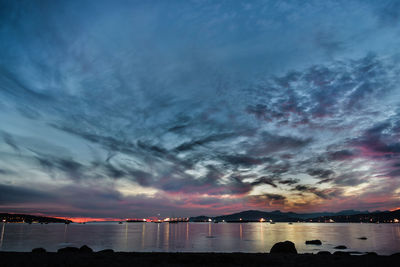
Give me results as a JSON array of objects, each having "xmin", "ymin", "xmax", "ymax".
[
  {"xmin": 97, "ymin": 249, "xmax": 114, "ymax": 253},
  {"xmin": 348, "ymin": 251, "xmax": 363, "ymax": 255},
  {"xmin": 357, "ymin": 237, "xmax": 367, "ymax": 240},
  {"xmin": 305, "ymin": 240, "xmax": 322, "ymax": 245},
  {"xmin": 79, "ymin": 245, "xmax": 93, "ymax": 253},
  {"xmin": 365, "ymin": 252, "xmax": 378, "ymax": 256},
  {"xmin": 32, "ymin": 247, "xmax": 46, "ymax": 253},
  {"xmin": 317, "ymin": 251, "xmax": 331, "ymax": 255},
  {"xmin": 334, "ymin": 245, "xmax": 347, "ymax": 249},
  {"xmin": 270, "ymin": 241, "xmax": 297, "ymax": 254},
  {"xmin": 333, "ymin": 251, "xmax": 350, "ymax": 256},
  {"xmin": 58, "ymin": 247, "xmax": 80, "ymax": 253}
]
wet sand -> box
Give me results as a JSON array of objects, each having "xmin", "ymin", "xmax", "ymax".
[{"xmin": 1, "ymin": 251, "xmax": 399, "ymax": 267}]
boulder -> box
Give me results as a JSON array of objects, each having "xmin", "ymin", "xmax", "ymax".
[
  {"xmin": 305, "ymin": 240, "xmax": 322, "ymax": 245},
  {"xmin": 58, "ymin": 247, "xmax": 80, "ymax": 253},
  {"xmin": 270, "ymin": 241, "xmax": 297, "ymax": 254},
  {"xmin": 365, "ymin": 252, "xmax": 378, "ymax": 256},
  {"xmin": 334, "ymin": 245, "xmax": 347, "ymax": 249},
  {"xmin": 79, "ymin": 245, "xmax": 93, "ymax": 253},
  {"xmin": 317, "ymin": 251, "xmax": 331, "ymax": 255},
  {"xmin": 32, "ymin": 247, "xmax": 46, "ymax": 253},
  {"xmin": 348, "ymin": 251, "xmax": 363, "ymax": 255},
  {"xmin": 97, "ymin": 249, "xmax": 114, "ymax": 253},
  {"xmin": 333, "ymin": 251, "xmax": 350, "ymax": 256}
]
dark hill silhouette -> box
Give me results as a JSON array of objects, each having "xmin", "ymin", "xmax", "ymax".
[
  {"xmin": 189, "ymin": 209, "xmax": 394, "ymax": 222},
  {"xmin": 310, "ymin": 209, "xmax": 400, "ymax": 223},
  {"xmin": 0, "ymin": 213, "xmax": 72, "ymax": 223},
  {"xmin": 213, "ymin": 210, "xmax": 296, "ymax": 222}
]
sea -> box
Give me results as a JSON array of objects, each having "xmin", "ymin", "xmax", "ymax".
[{"xmin": 1, "ymin": 222, "xmax": 400, "ymax": 255}]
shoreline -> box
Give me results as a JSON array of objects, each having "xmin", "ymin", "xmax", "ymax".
[{"xmin": 1, "ymin": 251, "xmax": 400, "ymax": 267}]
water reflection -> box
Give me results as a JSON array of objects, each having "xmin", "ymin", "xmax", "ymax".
[
  {"xmin": 63, "ymin": 224, "xmax": 68, "ymax": 244},
  {"xmin": 0, "ymin": 223, "xmax": 5, "ymax": 249},
  {"xmin": 186, "ymin": 223, "xmax": 189, "ymax": 241},
  {"xmin": 156, "ymin": 223, "xmax": 160, "ymax": 248},
  {"xmin": 124, "ymin": 223, "xmax": 128, "ymax": 248},
  {"xmin": 0, "ymin": 222, "xmax": 400, "ymax": 255},
  {"xmin": 141, "ymin": 223, "xmax": 145, "ymax": 249},
  {"xmin": 164, "ymin": 222, "xmax": 169, "ymax": 250}
]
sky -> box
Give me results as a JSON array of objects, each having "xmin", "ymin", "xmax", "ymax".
[{"xmin": 1, "ymin": 0, "xmax": 400, "ymax": 219}]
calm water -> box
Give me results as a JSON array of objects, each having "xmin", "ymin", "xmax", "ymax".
[{"xmin": 1, "ymin": 222, "xmax": 400, "ymax": 255}]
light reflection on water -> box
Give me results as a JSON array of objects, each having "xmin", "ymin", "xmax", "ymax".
[
  {"xmin": 0, "ymin": 222, "xmax": 400, "ymax": 255},
  {"xmin": 0, "ymin": 222, "xmax": 5, "ymax": 249}
]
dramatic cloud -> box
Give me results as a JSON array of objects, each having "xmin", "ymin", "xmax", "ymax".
[{"xmin": 1, "ymin": 0, "xmax": 400, "ymax": 218}]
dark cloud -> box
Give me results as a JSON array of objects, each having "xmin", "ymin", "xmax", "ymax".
[
  {"xmin": 101, "ymin": 163, "xmax": 126, "ymax": 179},
  {"xmin": 0, "ymin": 168, "xmax": 14, "ymax": 175},
  {"xmin": 0, "ymin": 184, "xmax": 55, "ymax": 204},
  {"xmin": 247, "ymin": 54, "xmax": 397, "ymax": 125},
  {"xmin": 307, "ymin": 168, "xmax": 334, "ymax": 179},
  {"xmin": 0, "ymin": 67, "xmax": 54, "ymax": 104},
  {"xmin": 352, "ymin": 121, "xmax": 400, "ymax": 159},
  {"xmin": 174, "ymin": 132, "xmax": 236, "ymax": 152},
  {"xmin": 327, "ymin": 150, "xmax": 357, "ymax": 161},
  {"xmin": 221, "ymin": 155, "xmax": 272, "ymax": 168},
  {"xmin": 2, "ymin": 131, "xmax": 20, "ymax": 152},
  {"xmin": 293, "ymin": 185, "xmax": 309, "ymax": 192},
  {"xmin": 33, "ymin": 153, "xmax": 85, "ymax": 181},
  {"xmin": 58, "ymin": 185, "xmax": 122, "ymax": 211},
  {"xmin": 314, "ymin": 31, "xmax": 345, "ymax": 58},
  {"xmin": 263, "ymin": 193, "xmax": 286, "ymax": 201},
  {"xmin": 279, "ymin": 178, "xmax": 300, "ymax": 185},
  {"xmin": 266, "ymin": 162, "xmax": 291, "ymax": 174},
  {"xmin": 251, "ymin": 176, "xmax": 278, "ymax": 188},
  {"xmin": 377, "ymin": 0, "xmax": 400, "ymax": 26},
  {"xmin": 332, "ymin": 172, "xmax": 367, "ymax": 187},
  {"xmin": 292, "ymin": 184, "xmax": 342, "ymax": 200},
  {"xmin": 246, "ymin": 104, "xmax": 284, "ymax": 121},
  {"xmin": 316, "ymin": 178, "xmax": 334, "ymax": 185},
  {"xmin": 50, "ymin": 124, "xmax": 139, "ymax": 157},
  {"xmin": 137, "ymin": 140, "xmax": 168, "ymax": 155},
  {"xmin": 246, "ymin": 132, "xmax": 312, "ymax": 156},
  {"xmin": 0, "ymin": 183, "xmax": 134, "ymax": 217},
  {"xmin": 126, "ymin": 169, "xmax": 154, "ymax": 187}
]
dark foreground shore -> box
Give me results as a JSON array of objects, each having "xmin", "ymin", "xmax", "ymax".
[{"xmin": 1, "ymin": 251, "xmax": 400, "ymax": 267}]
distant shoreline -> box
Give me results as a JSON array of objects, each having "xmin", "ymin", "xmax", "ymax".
[
  {"xmin": 3, "ymin": 209, "xmax": 400, "ymax": 224},
  {"xmin": 1, "ymin": 221, "xmax": 399, "ymax": 224}
]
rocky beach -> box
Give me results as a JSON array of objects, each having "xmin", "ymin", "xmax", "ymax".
[
  {"xmin": 1, "ymin": 250, "xmax": 399, "ymax": 267},
  {"xmin": 1, "ymin": 242, "xmax": 400, "ymax": 267}
]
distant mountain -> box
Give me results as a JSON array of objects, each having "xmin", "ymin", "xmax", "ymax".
[
  {"xmin": 213, "ymin": 210, "xmax": 297, "ymax": 222},
  {"xmin": 308, "ymin": 209, "xmax": 400, "ymax": 223},
  {"xmin": 289, "ymin": 209, "xmax": 371, "ymax": 219},
  {"xmin": 189, "ymin": 209, "xmax": 382, "ymax": 222},
  {"xmin": 0, "ymin": 213, "xmax": 72, "ymax": 223},
  {"xmin": 190, "ymin": 215, "xmax": 210, "ymax": 222},
  {"xmin": 189, "ymin": 210, "xmax": 299, "ymax": 222}
]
